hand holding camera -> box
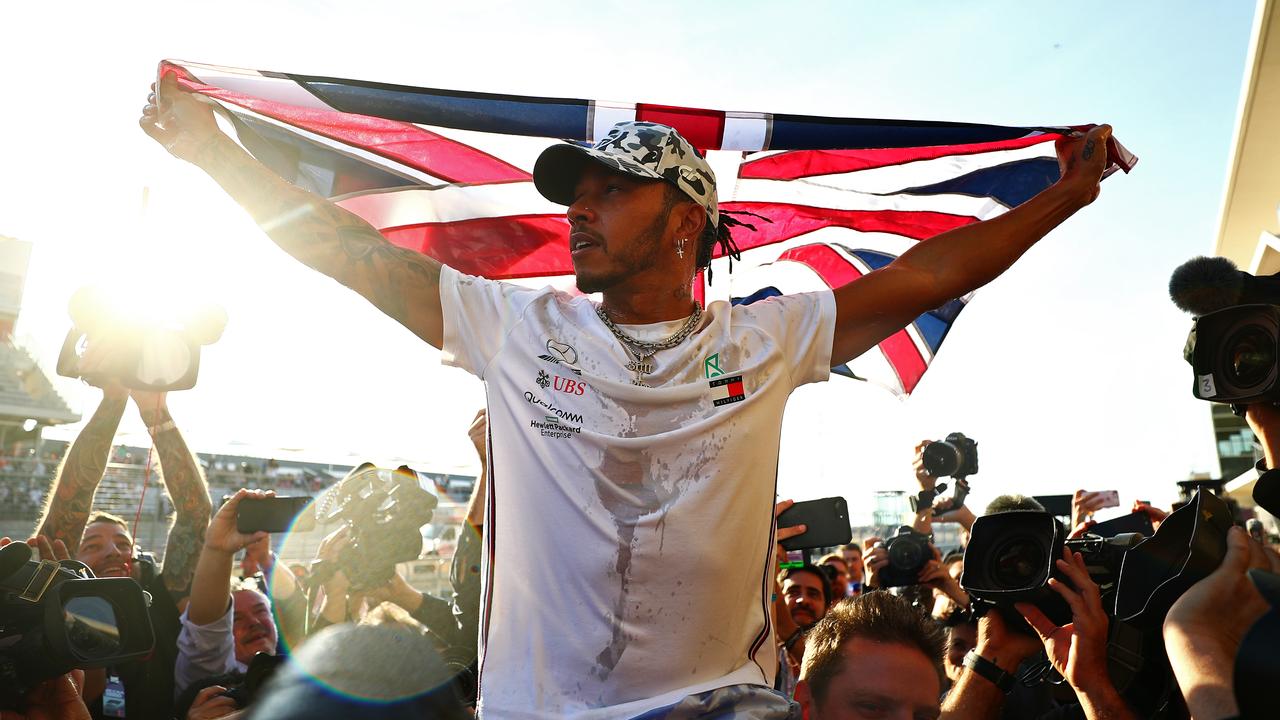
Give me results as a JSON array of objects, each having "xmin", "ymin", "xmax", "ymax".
[
  {"xmin": 1015, "ymin": 547, "xmax": 1113, "ymax": 697},
  {"xmin": 1163, "ymin": 526, "xmax": 1280, "ymax": 720}
]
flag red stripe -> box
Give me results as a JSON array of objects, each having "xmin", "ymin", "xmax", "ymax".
[
  {"xmin": 738, "ymin": 134, "xmax": 1056, "ymax": 179},
  {"xmin": 381, "ymin": 215, "xmax": 571, "ymax": 278},
  {"xmin": 720, "ymin": 202, "xmax": 975, "ymax": 255},
  {"xmin": 778, "ymin": 244, "xmax": 927, "ymax": 392},
  {"xmin": 163, "ymin": 63, "xmax": 531, "ymax": 184},
  {"xmin": 635, "ymin": 104, "xmax": 726, "ymax": 151}
]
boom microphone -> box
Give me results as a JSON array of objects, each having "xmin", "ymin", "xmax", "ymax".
[{"xmin": 1169, "ymin": 256, "xmax": 1280, "ymax": 315}]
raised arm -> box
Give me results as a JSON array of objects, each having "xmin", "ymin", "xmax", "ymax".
[
  {"xmin": 830, "ymin": 125, "xmax": 1111, "ymax": 366},
  {"xmin": 132, "ymin": 390, "xmax": 213, "ymax": 598},
  {"xmin": 140, "ymin": 73, "xmax": 445, "ymax": 348},
  {"xmin": 36, "ymin": 385, "xmax": 127, "ymax": 551}
]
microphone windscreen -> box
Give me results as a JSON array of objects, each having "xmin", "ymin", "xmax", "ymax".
[
  {"xmin": 1169, "ymin": 256, "xmax": 1243, "ymax": 315},
  {"xmin": 1255, "ymin": 472, "xmax": 1280, "ymax": 518},
  {"xmin": 0, "ymin": 541, "xmax": 32, "ymax": 581}
]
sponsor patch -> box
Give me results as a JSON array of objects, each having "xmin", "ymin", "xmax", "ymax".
[{"xmin": 709, "ymin": 375, "xmax": 746, "ymax": 407}]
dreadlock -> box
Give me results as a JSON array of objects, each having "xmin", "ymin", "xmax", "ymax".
[{"xmin": 697, "ymin": 209, "xmax": 770, "ymax": 285}]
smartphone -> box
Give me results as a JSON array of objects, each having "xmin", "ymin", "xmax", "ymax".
[
  {"xmin": 1087, "ymin": 511, "xmax": 1154, "ymax": 538},
  {"xmin": 235, "ymin": 496, "xmax": 312, "ymax": 534},
  {"xmin": 1034, "ymin": 494, "xmax": 1074, "ymax": 518},
  {"xmin": 777, "ymin": 497, "xmax": 852, "ymax": 551}
]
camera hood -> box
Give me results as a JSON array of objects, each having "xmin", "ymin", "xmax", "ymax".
[
  {"xmin": 1, "ymin": 542, "xmax": 155, "ymax": 695},
  {"xmin": 1113, "ymin": 489, "xmax": 1232, "ymax": 629},
  {"xmin": 961, "ymin": 511, "xmax": 1064, "ymax": 601}
]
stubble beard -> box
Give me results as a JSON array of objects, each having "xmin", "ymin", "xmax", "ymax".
[{"xmin": 574, "ymin": 210, "xmax": 669, "ymax": 295}]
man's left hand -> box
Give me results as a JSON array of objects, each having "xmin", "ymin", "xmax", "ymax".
[
  {"xmin": 1016, "ymin": 547, "xmax": 1111, "ymax": 695},
  {"xmin": 1055, "ymin": 124, "xmax": 1111, "ymax": 205}
]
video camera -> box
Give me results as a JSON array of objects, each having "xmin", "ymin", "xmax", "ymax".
[
  {"xmin": 305, "ymin": 463, "xmax": 438, "ymax": 592},
  {"xmin": 55, "ymin": 285, "xmax": 227, "ymax": 391},
  {"xmin": 0, "ymin": 542, "xmax": 154, "ymax": 704},
  {"xmin": 878, "ymin": 525, "xmax": 933, "ymax": 588},
  {"xmin": 1170, "ymin": 256, "xmax": 1280, "ymax": 406},
  {"xmin": 961, "ymin": 489, "xmax": 1233, "ymax": 629}
]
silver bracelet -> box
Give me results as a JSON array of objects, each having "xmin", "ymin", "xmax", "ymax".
[{"xmin": 147, "ymin": 420, "xmax": 176, "ymax": 435}]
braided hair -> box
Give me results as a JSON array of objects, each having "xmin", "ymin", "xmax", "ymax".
[{"xmin": 696, "ymin": 209, "xmax": 771, "ymax": 284}]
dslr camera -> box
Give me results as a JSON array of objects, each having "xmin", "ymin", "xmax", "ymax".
[
  {"xmin": 55, "ymin": 285, "xmax": 227, "ymax": 391},
  {"xmin": 0, "ymin": 542, "xmax": 154, "ymax": 705},
  {"xmin": 878, "ymin": 526, "xmax": 933, "ymax": 588},
  {"xmin": 961, "ymin": 489, "xmax": 1233, "ymax": 629},
  {"xmin": 921, "ymin": 432, "xmax": 978, "ymax": 479},
  {"xmin": 306, "ymin": 463, "xmax": 438, "ymax": 592}
]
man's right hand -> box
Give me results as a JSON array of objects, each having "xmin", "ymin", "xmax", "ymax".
[
  {"xmin": 912, "ymin": 440, "xmax": 937, "ymax": 491},
  {"xmin": 206, "ymin": 489, "xmax": 272, "ymax": 555},
  {"xmin": 139, "ymin": 73, "xmax": 223, "ymax": 163},
  {"xmin": 863, "ymin": 544, "xmax": 888, "ymax": 589}
]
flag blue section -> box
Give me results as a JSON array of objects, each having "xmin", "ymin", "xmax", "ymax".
[
  {"xmin": 730, "ymin": 286, "xmax": 784, "ymax": 306},
  {"xmin": 899, "ymin": 157, "xmax": 1061, "ymax": 207},
  {"xmin": 289, "ymin": 75, "xmax": 591, "ymax": 139},
  {"xmin": 766, "ymin": 116, "xmax": 1036, "ymax": 151}
]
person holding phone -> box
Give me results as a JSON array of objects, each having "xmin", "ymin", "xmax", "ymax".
[
  {"xmin": 173, "ymin": 489, "xmax": 278, "ymax": 701},
  {"xmin": 145, "ymin": 73, "xmax": 1112, "ymax": 718}
]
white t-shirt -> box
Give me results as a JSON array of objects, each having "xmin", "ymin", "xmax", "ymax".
[{"xmin": 440, "ymin": 266, "xmax": 836, "ymax": 719}]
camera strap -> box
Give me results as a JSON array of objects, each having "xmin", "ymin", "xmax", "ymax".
[{"xmin": 10, "ymin": 559, "xmax": 62, "ymax": 603}]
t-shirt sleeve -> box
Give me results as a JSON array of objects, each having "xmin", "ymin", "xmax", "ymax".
[
  {"xmin": 737, "ymin": 290, "xmax": 836, "ymax": 388},
  {"xmin": 439, "ymin": 265, "xmax": 545, "ymax": 379}
]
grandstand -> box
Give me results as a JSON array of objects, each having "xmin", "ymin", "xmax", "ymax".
[{"xmin": 0, "ymin": 237, "xmax": 79, "ymax": 447}]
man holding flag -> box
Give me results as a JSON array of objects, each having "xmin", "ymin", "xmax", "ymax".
[{"xmin": 141, "ymin": 71, "xmax": 1111, "ymax": 717}]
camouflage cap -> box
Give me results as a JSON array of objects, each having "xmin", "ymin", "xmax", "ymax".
[{"xmin": 534, "ymin": 121, "xmax": 719, "ymax": 227}]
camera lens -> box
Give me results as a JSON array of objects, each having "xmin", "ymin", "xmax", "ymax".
[
  {"xmin": 888, "ymin": 536, "xmax": 926, "ymax": 570},
  {"xmin": 1224, "ymin": 325, "xmax": 1276, "ymax": 389},
  {"xmin": 989, "ymin": 536, "xmax": 1047, "ymax": 591},
  {"xmin": 921, "ymin": 442, "xmax": 960, "ymax": 478},
  {"xmin": 64, "ymin": 596, "xmax": 122, "ymax": 660}
]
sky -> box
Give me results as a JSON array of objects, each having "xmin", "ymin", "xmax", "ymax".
[{"xmin": 0, "ymin": 1, "xmax": 1262, "ymax": 522}]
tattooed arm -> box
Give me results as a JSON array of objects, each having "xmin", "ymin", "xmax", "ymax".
[
  {"xmin": 36, "ymin": 385, "xmax": 128, "ymax": 552},
  {"xmin": 140, "ymin": 73, "xmax": 446, "ymax": 349},
  {"xmin": 132, "ymin": 390, "xmax": 213, "ymax": 599}
]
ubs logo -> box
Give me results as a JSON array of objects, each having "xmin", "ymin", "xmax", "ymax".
[
  {"xmin": 537, "ymin": 370, "xmax": 587, "ymax": 395},
  {"xmin": 553, "ymin": 375, "xmax": 586, "ymax": 396}
]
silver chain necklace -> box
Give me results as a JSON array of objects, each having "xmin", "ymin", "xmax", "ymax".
[{"xmin": 595, "ymin": 303, "xmax": 702, "ymax": 387}]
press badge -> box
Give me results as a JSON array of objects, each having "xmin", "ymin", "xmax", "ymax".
[{"xmin": 102, "ymin": 673, "xmax": 126, "ymax": 718}]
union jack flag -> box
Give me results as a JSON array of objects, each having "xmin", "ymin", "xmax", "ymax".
[{"xmin": 160, "ymin": 59, "xmax": 1135, "ymax": 395}]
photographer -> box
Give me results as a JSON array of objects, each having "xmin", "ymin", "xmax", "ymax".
[
  {"xmin": 35, "ymin": 382, "xmax": 212, "ymax": 720},
  {"xmin": 1164, "ymin": 524, "xmax": 1280, "ymax": 720},
  {"xmin": 173, "ymin": 489, "xmax": 278, "ymax": 702},
  {"xmin": 1155, "ymin": 401, "xmax": 1280, "ymax": 719},
  {"xmin": 912, "ymin": 439, "xmax": 977, "ymax": 538}
]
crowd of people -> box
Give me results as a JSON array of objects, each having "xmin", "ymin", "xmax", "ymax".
[{"xmin": 1, "ymin": 75, "xmax": 1277, "ymax": 720}]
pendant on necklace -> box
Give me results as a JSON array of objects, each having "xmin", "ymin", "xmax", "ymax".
[{"xmin": 626, "ymin": 353, "xmax": 654, "ymax": 386}]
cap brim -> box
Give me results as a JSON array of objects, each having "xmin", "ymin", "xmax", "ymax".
[{"xmin": 533, "ymin": 143, "xmax": 663, "ymax": 206}]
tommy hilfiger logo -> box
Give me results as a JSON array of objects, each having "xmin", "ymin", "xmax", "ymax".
[
  {"xmin": 709, "ymin": 375, "xmax": 746, "ymax": 406},
  {"xmin": 539, "ymin": 339, "xmax": 581, "ymax": 376}
]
